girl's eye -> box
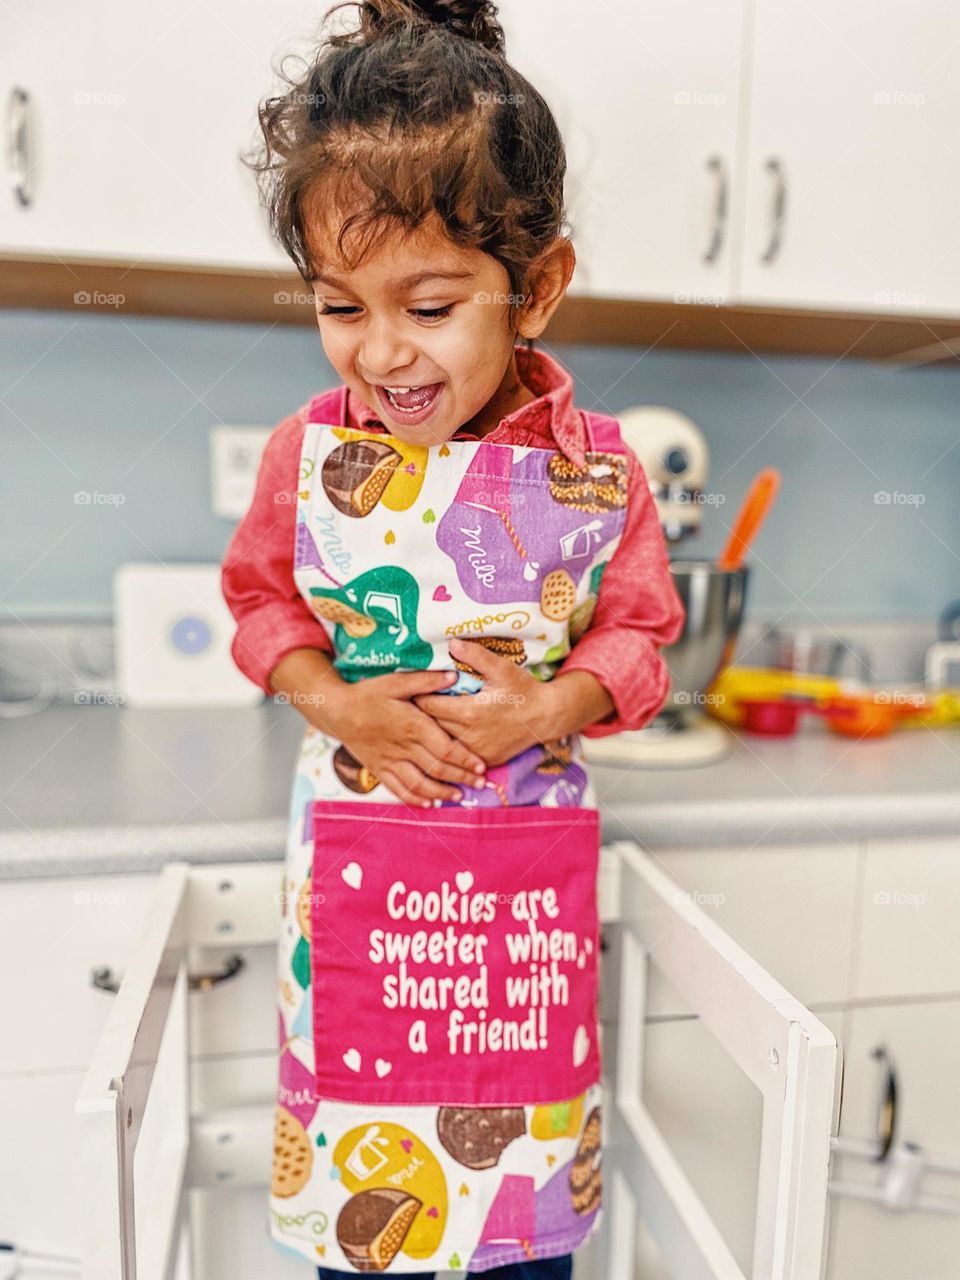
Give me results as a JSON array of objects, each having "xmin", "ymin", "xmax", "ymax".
[
  {"xmin": 410, "ymin": 305, "xmax": 453, "ymax": 320},
  {"xmin": 316, "ymin": 303, "xmax": 454, "ymax": 320}
]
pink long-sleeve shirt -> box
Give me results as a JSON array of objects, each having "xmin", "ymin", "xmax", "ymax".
[{"xmin": 220, "ymin": 345, "xmax": 686, "ymax": 738}]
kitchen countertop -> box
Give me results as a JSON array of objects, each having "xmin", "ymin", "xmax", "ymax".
[{"xmin": 1, "ymin": 701, "xmax": 959, "ymax": 879}]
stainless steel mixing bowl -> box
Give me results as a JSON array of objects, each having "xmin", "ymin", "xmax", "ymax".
[{"xmin": 661, "ymin": 559, "xmax": 750, "ymax": 717}]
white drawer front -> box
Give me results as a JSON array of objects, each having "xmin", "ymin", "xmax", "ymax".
[{"xmin": 0, "ymin": 873, "xmax": 159, "ymax": 1072}]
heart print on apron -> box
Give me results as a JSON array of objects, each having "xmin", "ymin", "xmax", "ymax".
[{"xmin": 271, "ymin": 390, "xmax": 629, "ymax": 1273}]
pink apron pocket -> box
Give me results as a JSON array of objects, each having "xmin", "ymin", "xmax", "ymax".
[{"xmin": 308, "ymin": 800, "xmax": 602, "ymax": 1106}]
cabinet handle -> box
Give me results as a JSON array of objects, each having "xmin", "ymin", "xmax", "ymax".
[
  {"xmin": 759, "ymin": 156, "xmax": 787, "ymax": 264},
  {"xmin": 90, "ymin": 953, "xmax": 245, "ymax": 994},
  {"xmin": 701, "ymin": 155, "xmax": 728, "ymax": 264},
  {"xmin": 870, "ymin": 1044, "xmax": 898, "ymax": 1162},
  {"xmin": 6, "ymin": 86, "xmax": 32, "ymax": 209}
]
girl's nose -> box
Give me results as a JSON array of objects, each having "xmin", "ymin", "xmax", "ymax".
[{"xmin": 359, "ymin": 317, "xmax": 417, "ymax": 380}]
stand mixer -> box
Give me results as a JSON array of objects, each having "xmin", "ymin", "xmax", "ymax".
[{"xmin": 581, "ymin": 405, "xmax": 749, "ymax": 768}]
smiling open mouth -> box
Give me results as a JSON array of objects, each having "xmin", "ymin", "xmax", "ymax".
[{"xmin": 375, "ymin": 382, "xmax": 444, "ymax": 423}]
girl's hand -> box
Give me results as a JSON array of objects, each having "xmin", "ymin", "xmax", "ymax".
[
  {"xmin": 320, "ymin": 666, "xmax": 488, "ymax": 808},
  {"xmin": 412, "ymin": 638, "xmax": 559, "ymax": 767}
]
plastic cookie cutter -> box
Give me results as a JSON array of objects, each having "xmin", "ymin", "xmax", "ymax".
[
  {"xmin": 394, "ymin": 662, "xmax": 483, "ymax": 696},
  {"xmin": 440, "ymin": 669, "xmax": 484, "ymax": 696}
]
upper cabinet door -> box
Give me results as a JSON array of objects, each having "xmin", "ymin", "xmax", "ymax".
[
  {"xmin": 739, "ymin": 0, "xmax": 960, "ymax": 315},
  {"xmin": 0, "ymin": 0, "xmax": 328, "ymax": 269},
  {"xmin": 499, "ymin": 0, "xmax": 748, "ymax": 305}
]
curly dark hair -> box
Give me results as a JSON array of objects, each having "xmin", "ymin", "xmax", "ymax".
[{"xmin": 242, "ymin": 0, "xmax": 569, "ymax": 331}]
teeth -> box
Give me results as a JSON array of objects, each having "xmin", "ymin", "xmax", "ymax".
[{"xmin": 385, "ymin": 385, "xmax": 416, "ymax": 393}]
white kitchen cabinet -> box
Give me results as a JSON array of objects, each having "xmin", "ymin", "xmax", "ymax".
[
  {"xmin": 825, "ymin": 1001, "xmax": 960, "ymax": 1279},
  {"xmin": 501, "ymin": 0, "xmax": 747, "ymax": 306},
  {"xmin": 74, "ymin": 848, "xmax": 839, "ymax": 1280},
  {"xmin": 621, "ymin": 1004, "xmax": 847, "ymax": 1277},
  {"xmin": 853, "ymin": 837, "xmax": 960, "ymax": 1001},
  {"xmin": 648, "ymin": 841, "xmax": 860, "ymax": 1016},
  {"xmin": 0, "ymin": 1, "xmax": 325, "ymax": 269},
  {"xmin": 7, "ymin": 0, "xmax": 960, "ymax": 322},
  {"xmin": 0, "ymin": 1069, "xmax": 87, "ymax": 1271},
  {"xmin": 630, "ymin": 834, "xmax": 960, "ymax": 1280},
  {"xmin": 0, "ymin": 866, "xmax": 274, "ymax": 1278},
  {"xmin": 0, "ymin": 872, "xmax": 159, "ymax": 1072},
  {"xmin": 1, "ymin": 0, "xmax": 748, "ymax": 299},
  {"xmin": 738, "ymin": 0, "xmax": 960, "ymax": 314}
]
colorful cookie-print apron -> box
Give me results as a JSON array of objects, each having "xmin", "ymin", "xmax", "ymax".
[{"xmin": 272, "ymin": 390, "xmax": 629, "ymax": 1273}]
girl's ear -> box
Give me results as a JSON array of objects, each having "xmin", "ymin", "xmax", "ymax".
[{"xmin": 516, "ymin": 237, "xmax": 576, "ymax": 339}]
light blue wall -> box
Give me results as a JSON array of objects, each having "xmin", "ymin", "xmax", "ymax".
[{"xmin": 2, "ymin": 308, "xmax": 957, "ymax": 623}]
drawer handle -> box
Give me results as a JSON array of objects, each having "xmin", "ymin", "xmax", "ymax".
[
  {"xmin": 760, "ymin": 156, "xmax": 788, "ymax": 264},
  {"xmin": 871, "ymin": 1044, "xmax": 898, "ymax": 1162},
  {"xmin": 7, "ymin": 86, "xmax": 32, "ymax": 209},
  {"xmin": 701, "ymin": 155, "xmax": 728, "ymax": 264},
  {"xmin": 90, "ymin": 953, "xmax": 245, "ymax": 994}
]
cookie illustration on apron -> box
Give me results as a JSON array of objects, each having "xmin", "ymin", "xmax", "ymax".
[{"xmin": 271, "ymin": 390, "xmax": 628, "ymax": 1272}]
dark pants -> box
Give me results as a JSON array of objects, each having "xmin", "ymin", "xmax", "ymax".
[{"xmin": 317, "ymin": 1254, "xmax": 573, "ymax": 1279}]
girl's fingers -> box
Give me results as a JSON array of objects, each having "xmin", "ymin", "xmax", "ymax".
[
  {"xmin": 376, "ymin": 768, "xmax": 418, "ymax": 807},
  {"xmin": 416, "ymin": 721, "xmax": 487, "ymax": 783},
  {"xmin": 432, "ymin": 734, "xmax": 487, "ymax": 783},
  {"xmin": 409, "ymin": 740, "xmax": 483, "ymax": 790},
  {"xmin": 385, "ymin": 760, "xmax": 463, "ymax": 807},
  {"xmin": 385, "ymin": 668, "xmax": 459, "ymax": 696}
]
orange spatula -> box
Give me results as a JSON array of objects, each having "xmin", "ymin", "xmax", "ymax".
[{"xmin": 717, "ymin": 467, "xmax": 781, "ymax": 571}]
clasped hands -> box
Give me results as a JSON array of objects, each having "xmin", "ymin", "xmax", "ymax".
[
  {"xmin": 324, "ymin": 636, "xmax": 566, "ymax": 808},
  {"xmin": 414, "ymin": 636, "xmax": 557, "ymax": 768}
]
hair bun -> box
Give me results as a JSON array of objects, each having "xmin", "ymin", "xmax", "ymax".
[{"xmin": 359, "ymin": 0, "xmax": 505, "ymax": 52}]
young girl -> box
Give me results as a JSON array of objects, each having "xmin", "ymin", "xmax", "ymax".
[{"xmin": 222, "ymin": 1, "xmax": 685, "ymax": 1275}]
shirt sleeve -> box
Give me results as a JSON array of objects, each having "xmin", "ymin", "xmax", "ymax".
[
  {"xmin": 220, "ymin": 408, "xmax": 334, "ymax": 696},
  {"xmin": 556, "ymin": 444, "xmax": 686, "ymax": 738}
]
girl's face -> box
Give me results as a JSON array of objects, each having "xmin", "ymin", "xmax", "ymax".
[{"xmin": 306, "ymin": 212, "xmax": 533, "ymax": 449}]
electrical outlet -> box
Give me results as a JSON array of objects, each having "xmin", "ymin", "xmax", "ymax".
[{"xmin": 210, "ymin": 425, "xmax": 273, "ymax": 519}]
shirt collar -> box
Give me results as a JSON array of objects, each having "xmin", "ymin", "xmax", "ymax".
[{"xmin": 343, "ymin": 345, "xmax": 589, "ymax": 466}]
